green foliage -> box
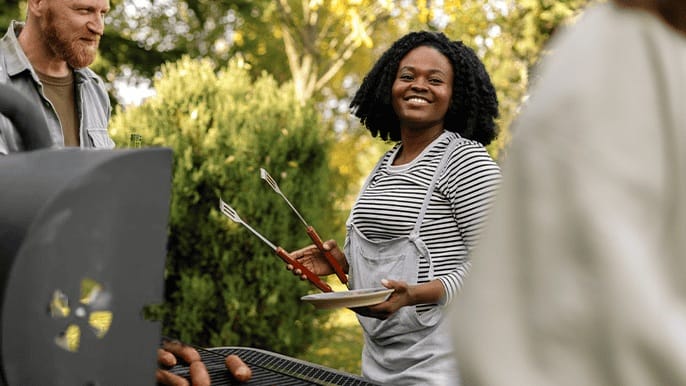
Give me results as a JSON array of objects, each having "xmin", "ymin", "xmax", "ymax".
[
  {"xmin": 99, "ymin": 0, "xmax": 593, "ymax": 164},
  {"xmin": 110, "ymin": 57, "xmax": 336, "ymax": 355},
  {"xmin": 301, "ymin": 308, "xmax": 363, "ymax": 374},
  {"xmin": 0, "ymin": 0, "xmax": 25, "ymax": 36},
  {"xmin": 488, "ymin": 0, "xmax": 591, "ymax": 158},
  {"xmin": 438, "ymin": 0, "xmax": 593, "ymax": 159}
]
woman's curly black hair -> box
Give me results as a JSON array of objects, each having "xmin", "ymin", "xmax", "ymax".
[{"xmin": 350, "ymin": 31, "xmax": 499, "ymax": 146}]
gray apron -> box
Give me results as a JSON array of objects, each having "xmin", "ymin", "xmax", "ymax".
[{"xmin": 345, "ymin": 138, "xmax": 460, "ymax": 385}]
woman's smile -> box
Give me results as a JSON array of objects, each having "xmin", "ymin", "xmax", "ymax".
[{"xmin": 391, "ymin": 45, "xmax": 453, "ymax": 131}]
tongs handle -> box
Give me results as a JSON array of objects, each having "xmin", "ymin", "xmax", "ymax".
[
  {"xmin": 275, "ymin": 247, "xmax": 333, "ymax": 293},
  {"xmin": 305, "ymin": 227, "xmax": 348, "ymax": 284}
]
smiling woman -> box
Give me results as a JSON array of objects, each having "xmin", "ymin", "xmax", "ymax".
[{"xmin": 287, "ymin": 31, "xmax": 501, "ymax": 386}]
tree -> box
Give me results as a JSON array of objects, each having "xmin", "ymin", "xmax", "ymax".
[
  {"xmin": 269, "ymin": 0, "xmax": 393, "ymax": 102},
  {"xmin": 108, "ymin": 57, "xmax": 337, "ymax": 354},
  {"xmin": 492, "ymin": 0, "xmax": 590, "ymax": 157},
  {"xmin": 100, "ymin": 1, "xmax": 466, "ymax": 103},
  {"xmin": 0, "ymin": 0, "xmax": 23, "ymax": 34},
  {"xmin": 436, "ymin": 0, "xmax": 592, "ymax": 157}
]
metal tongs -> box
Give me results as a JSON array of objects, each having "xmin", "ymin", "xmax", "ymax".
[
  {"xmin": 219, "ymin": 198, "xmax": 333, "ymax": 293},
  {"xmin": 260, "ymin": 168, "xmax": 348, "ymax": 285}
]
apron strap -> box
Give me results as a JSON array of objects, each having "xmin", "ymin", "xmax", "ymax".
[
  {"xmin": 410, "ymin": 135, "xmax": 461, "ymax": 236},
  {"xmin": 410, "ymin": 135, "xmax": 461, "ymax": 280}
]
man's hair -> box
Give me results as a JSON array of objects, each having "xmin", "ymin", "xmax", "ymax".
[{"xmin": 349, "ymin": 31, "xmax": 499, "ymax": 146}]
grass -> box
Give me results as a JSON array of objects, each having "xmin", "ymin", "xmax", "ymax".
[{"xmin": 297, "ymin": 281, "xmax": 364, "ymax": 375}]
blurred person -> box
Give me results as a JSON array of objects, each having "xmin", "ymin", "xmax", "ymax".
[
  {"xmin": 0, "ymin": 0, "xmax": 115, "ymax": 154},
  {"xmin": 289, "ymin": 31, "xmax": 501, "ymax": 385},
  {"xmin": 449, "ymin": 1, "xmax": 686, "ymax": 385}
]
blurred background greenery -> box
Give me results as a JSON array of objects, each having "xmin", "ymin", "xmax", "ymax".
[{"xmin": 2, "ymin": 0, "xmax": 593, "ymax": 374}]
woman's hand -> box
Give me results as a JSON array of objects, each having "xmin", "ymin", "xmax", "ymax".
[
  {"xmin": 287, "ymin": 240, "xmax": 347, "ymax": 279},
  {"xmin": 351, "ymin": 278, "xmax": 446, "ymax": 320},
  {"xmin": 350, "ymin": 279, "xmax": 409, "ymax": 319}
]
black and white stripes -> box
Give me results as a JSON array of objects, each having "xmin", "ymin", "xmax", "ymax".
[{"xmin": 351, "ymin": 132, "xmax": 501, "ymax": 313}]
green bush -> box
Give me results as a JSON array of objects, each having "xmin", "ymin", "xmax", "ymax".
[{"xmin": 110, "ymin": 57, "xmax": 336, "ymax": 355}]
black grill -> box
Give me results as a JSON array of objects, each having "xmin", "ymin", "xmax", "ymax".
[{"xmin": 168, "ymin": 346, "xmax": 380, "ymax": 386}]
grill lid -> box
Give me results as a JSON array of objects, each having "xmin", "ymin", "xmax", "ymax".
[{"xmin": 0, "ymin": 148, "xmax": 172, "ymax": 385}]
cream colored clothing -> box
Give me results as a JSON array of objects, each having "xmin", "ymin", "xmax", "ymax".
[{"xmin": 450, "ymin": 3, "xmax": 686, "ymax": 386}]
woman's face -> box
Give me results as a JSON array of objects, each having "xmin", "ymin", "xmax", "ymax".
[{"xmin": 391, "ymin": 45, "xmax": 453, "ymax": 132}]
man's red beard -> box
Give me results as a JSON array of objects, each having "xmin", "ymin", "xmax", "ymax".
[{"xmin": 41, "ymin": 7, "xmax": 100, "ymax": 69}]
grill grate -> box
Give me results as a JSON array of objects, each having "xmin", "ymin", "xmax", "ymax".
[{"xmin": 168, "ymin": 346, "xmax": 380, "ymax": 386}]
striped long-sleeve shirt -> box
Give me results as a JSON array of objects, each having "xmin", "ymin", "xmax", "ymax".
[{"xmin": 350, "ymin": 131, "xmax": 501, "ymax": 312}]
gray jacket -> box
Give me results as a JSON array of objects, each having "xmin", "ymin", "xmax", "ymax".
[{"xmin": 0, "ymin": 21, "xmax": 115, "ymax": 154}]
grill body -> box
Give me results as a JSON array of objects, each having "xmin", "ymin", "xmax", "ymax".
[{"xmin": 0, "ymin": 149, "xmax": 172, "ymax": 385}]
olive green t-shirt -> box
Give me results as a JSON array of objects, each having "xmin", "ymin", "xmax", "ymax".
[{"xmin": 36, "ymin": 70, "xmax": 79, "ymax": 147}]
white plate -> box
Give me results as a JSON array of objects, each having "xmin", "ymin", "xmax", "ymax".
[{"xmin": 301, "ymin": 288, "xmax": 394, "ymax": 309}]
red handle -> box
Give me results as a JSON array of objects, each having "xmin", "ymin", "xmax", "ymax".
[
  {"xmin": 306, "ymin": 226, "xmax": 348, "ymax": 284},
  {"xmin": 275, "ymin": 247, "xmax": 332, "ymax": 293}
]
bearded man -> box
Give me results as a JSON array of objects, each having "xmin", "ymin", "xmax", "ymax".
[{"xmin": 0, "ymin": 0, "xmax": 115, "ymax": 154}]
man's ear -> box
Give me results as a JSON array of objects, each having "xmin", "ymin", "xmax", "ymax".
[{"xmin": 26, "ymin": 0, "xmax": 46, "ymax": 18}]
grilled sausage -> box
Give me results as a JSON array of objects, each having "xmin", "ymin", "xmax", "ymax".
[
  {"xmin": 155, "ymin": 368, "xmax": 190, "ymax": 386},
  {"xmin": 189, "ymin": 360, "xmax": 211, "ymax": 386},
  {"xmin": 157, "ymin": 348, "xmax": 177, "ymax": 367},
  {"xmin": 225, "ymin": 354, "xmax": 252, "ymax": 382},
  {"xmin": 161, "ymin": 340, "xmax": 202, "ymax": 363}
]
